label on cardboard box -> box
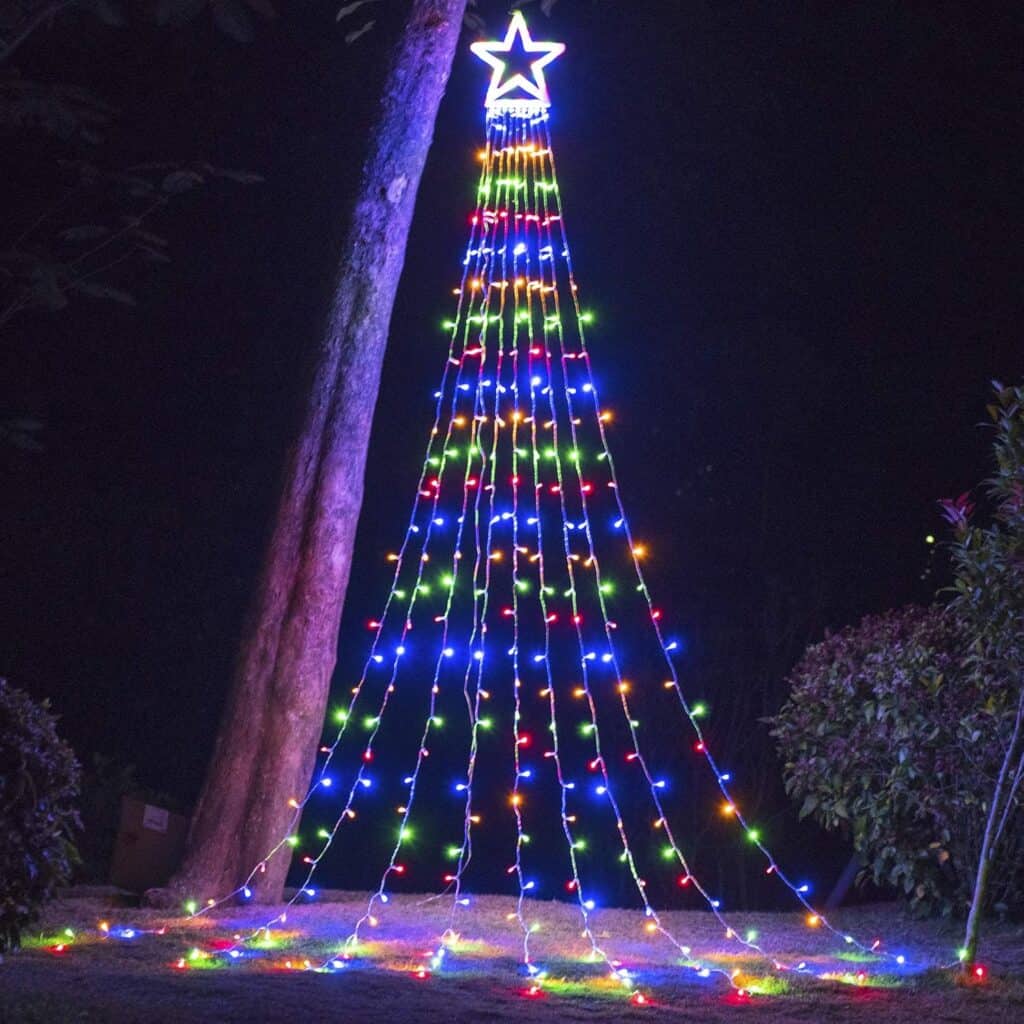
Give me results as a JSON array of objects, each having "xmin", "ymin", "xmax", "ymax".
[{"xmin": 142, "ymin": 804, "xmax": 169, "ymax": 833}]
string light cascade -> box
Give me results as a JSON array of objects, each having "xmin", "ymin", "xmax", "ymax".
[{"xmin": 143, "ymin": 11, "xmax": 941, "ymax": 1001}]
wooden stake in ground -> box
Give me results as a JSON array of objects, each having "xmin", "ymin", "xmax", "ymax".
[{"xmin": 164, "ymin": 0, "xmax": 468, "ymax": 904}]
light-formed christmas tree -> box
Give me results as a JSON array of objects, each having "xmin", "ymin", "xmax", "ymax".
[{"xmin": 186, "ymin": 13, "xmax": 909, "ymax": 999}]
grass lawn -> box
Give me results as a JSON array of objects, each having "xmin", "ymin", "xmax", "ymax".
[{"xmin": 2, "ymin": 891, "xmax": 1023, "ymax": 1022}]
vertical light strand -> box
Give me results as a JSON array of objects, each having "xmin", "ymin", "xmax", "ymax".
[
  {"xmin": 521, "ymin": 112, "xmax": 744, "ymax": 985},
  {"xmin": 538, "ymin": 116, "xmax": 892, "ymax": 967},
  {"xmin": 527, "ymin": 115, "xmax": 812, "ymax": 974},
  {"xmin": 518, "ymin": 118, "xmax": 628, "ymax": 991},
  {"xmin": 445, "ymin": 109, "xmax": 516, "ymax": 939},
  {"xmin": 191, "ymin": 115, "xmax": 506, "ymax": 922},
  {"xmin": 243, "ymin": 129, "xmax": 517, "ymax": 953},
  {"xmin": 345, "ymin": 132, "xmax": 518, "ymax": 953},
  {"xmin": 506, "ymin": 115, "xmax": 536, "ymax": 974}
]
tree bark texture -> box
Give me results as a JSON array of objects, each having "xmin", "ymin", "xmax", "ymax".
[{"xmin": 169, "ymin": 0, "xmax": 468, "ymax": 903}]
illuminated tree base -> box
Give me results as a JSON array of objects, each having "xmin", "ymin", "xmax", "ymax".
[{"xmin": 37, "ymin": 894, "xmax": 936, "ymax": 1004}]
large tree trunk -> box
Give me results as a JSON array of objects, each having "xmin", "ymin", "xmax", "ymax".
[{"xmin": 167, "ymin": 0, "xmax": 467, "ymax": 904}]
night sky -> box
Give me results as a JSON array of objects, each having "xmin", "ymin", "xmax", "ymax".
[{"xmin": 2, "ymin": 2, "xmax": 1022, "ymax": 900}]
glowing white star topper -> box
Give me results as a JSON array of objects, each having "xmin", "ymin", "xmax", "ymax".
[{"xmin": 470, "ymin": 12, "xmax": 565, "ymax": 110}]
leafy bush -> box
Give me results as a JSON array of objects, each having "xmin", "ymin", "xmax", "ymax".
[
  {"xmin": 770, "ymin": 382, "xmax": 1024, "ymax": 918},
  {"xmin": 0, "ymin": 679, "xmax": 81, "ymax": 953}
]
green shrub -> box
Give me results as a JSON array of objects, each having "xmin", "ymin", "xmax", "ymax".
[
  {"xmin": 0, "ymin": 679, "xmax": 81, "ymax": 952},
  {"xmin": 770, "ymin": 382, "xmax": 1024, "ymax": 918},
  {"xmin": 769, "ymin": 606, "xmax": 1024, "ymax": 915}
]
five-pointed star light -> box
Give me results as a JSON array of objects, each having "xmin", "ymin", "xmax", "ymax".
[{"xmin": 470, "ymin": 12, "xmax": 566, "ymax": 109}]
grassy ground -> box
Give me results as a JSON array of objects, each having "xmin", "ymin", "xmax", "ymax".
[{"xmin": 2, "ymin": 891, "xmax": 1023, "ymax": 1022}]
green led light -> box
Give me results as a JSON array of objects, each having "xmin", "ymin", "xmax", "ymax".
[
  {"xmin": 478, "ymin": 717, "xmax": 494, "ymax": 730},
  {"xmin": 691, "ymin": 702, "xmax": 708, "ymax": 718},
  {"xmin": 334, "ymin": 708, "xmax": 349, "ymax": 724},
  {"xmin": 747, "ymin": 828, "xmax": 761, "ymax": 843},
  {"xmin": 599, "ymin": 581, "xmax": 614, "ymax": 595},
  {"xmin": 446, "ymin": 845, "xmax": 462, "ymax": 859},
  {"xmin": 317, "ymin": 828, "xmax": 330, "ymax": 840},
  {"xmin": 661, "ymin": 845, "xmax": 675, "ymax": 860}
]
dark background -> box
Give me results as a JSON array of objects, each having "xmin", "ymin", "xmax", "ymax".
[{"xmin": 2, "ymin": 1, "xmax": 1021, "ymax": 905}]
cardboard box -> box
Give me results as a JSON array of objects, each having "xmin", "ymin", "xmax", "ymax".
[{"xmin": 109, "ymin": 795, "xmax": 189, "ymax": 892}]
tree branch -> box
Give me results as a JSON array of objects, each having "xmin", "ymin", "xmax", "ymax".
[{"xmin": 0, "ymin": 0, "xmax": 80, "ymax": 67}]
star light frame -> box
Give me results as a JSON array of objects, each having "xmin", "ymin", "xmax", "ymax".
[{"xmin": 470, "ymin": 11, "xmax": 565, "ymax": 110}]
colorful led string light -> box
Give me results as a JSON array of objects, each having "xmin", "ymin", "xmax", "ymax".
[
  {"xmin": 272, "ymin": 129, "xmax": 521, "ymax": 950},
  {"xmin": 518, "ymin": 109, "xmax": 762, "ymax": 982},
  {"xmin": 532, "ymin": 113, "xmax": 902, "ymax": 967},
  {"xmin": 349, "ymin": 128, "xmax": 522, "ymax": 958},
  {"xmin": 189, "ymin": 114, "xmax": 505, "ymax": 925},
  {"xmin": 173, "ymin": 14, "xmax": 923, "ymax": 994}
]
